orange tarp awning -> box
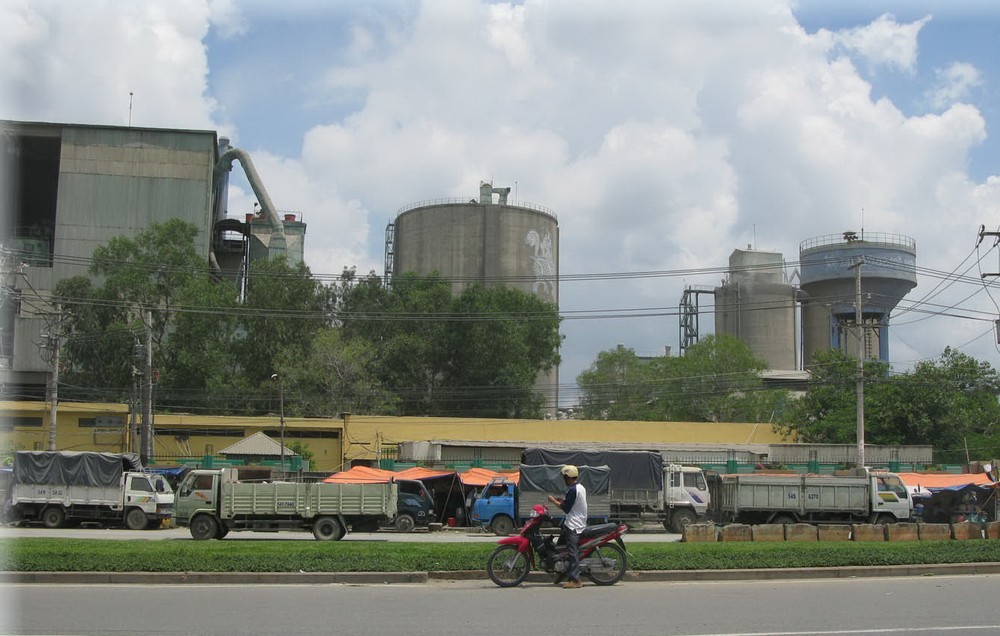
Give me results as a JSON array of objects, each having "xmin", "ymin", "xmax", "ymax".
[
  {"xmin": 395, "ymin": 467, "xmax": 454, "ymax": 481},
  {"xmin": 459, "ymin": 467, "xmax": 520, "ymax": 487},
  {"xmin": 896, "ymin": 472, "xmax": 993, "ymax": 489},
  {"xmin": 322, "ymin": 466, "xmax": 397, "ymax": 484}
]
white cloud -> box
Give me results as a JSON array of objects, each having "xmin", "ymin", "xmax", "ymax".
[
  {"xmin": 0, "ymin": 0, "xmax": 220, "ymax": 129},
  {"xmin": 927, "ymin": 62, "xmax": 983, "ymax": 110},
  {"xmin": 826, "ymin": 13, "xmax": 931, "ymax": 74},
  {"xmin": 4, "ymin": 0, "xmax": 1000, "ymax": 394}
]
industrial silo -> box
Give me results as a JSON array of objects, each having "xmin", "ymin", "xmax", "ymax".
[
  {"xmin": 714, "ymin": 248, "xmax": 797, "ymax": 370},
  {"xmin": 386, "ymin": 181, "xmax": 559, "ymax": 411},
  {"xmin": 799, "ymin": 232, "xmax": 916, "ymax": 367}
]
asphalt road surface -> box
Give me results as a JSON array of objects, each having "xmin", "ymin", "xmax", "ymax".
[{"xmin": 4, "ymin": 575, "xmax": 998, "ymax": 636}]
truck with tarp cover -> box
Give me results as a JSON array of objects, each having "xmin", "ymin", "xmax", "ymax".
[
  {"xmin": 4, "ymin": 451, "xmax": 173, "ymax": 529},
  {"xmin": 521, "ymin": 448, "xmax": 710, "ymax": 532},
  {"xmin": 174, "ymin": 468, "xmax": 398, "ymax": 540}
]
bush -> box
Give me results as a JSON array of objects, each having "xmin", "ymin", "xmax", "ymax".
[{"xmin": 4, "ymin": 539, "xmax": 1000, "ymax": 573}]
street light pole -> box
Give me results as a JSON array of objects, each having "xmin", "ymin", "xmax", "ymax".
[{"xmin": 271, "ymin": 374, "xmax": 285, "ymax": 474}]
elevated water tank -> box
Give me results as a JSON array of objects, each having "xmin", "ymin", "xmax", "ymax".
[
  {"xmin": 388, "ymin": 182, "xmax": 560, "ymax": 409},
  {"xmin": 714, "ymin": 248, "xmax": 797, "ymax": 370},
  {"xmin": 799, "ymin": 232, "xmax": 916, "ymax": 367}
]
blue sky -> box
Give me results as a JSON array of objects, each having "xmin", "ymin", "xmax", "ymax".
[{"xmin": 4, "ymin": 1, "xmax": 1000, "ymax": 409}]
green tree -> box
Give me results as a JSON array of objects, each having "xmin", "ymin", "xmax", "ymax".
[
  {"xmin": 576, "ymin": 346, "xmax": 661, "ymax": 420},
  {"xmin": 157, "ymin": 275, "xmax": 244, "ymax": 413},
  {"xmin": 339, "ymin": 273, "xmax": 562, "ymax": 417},
  {"xmin": 577, "ymin": 335, "xmax": 787, "ymax": 423},
  {"xmin": 441, "ymin": 284, "xmax": 562, "ymax": 417},
  {"xmin": 54, "ymin": 220, "xmax": 209, "ymax": 402},
  {"xmin": 275, "ymin": 328, "xmax": 398, "ymax": 417},
  {"xmin": 340, "ymin": 273, "xmax": 453, "ymax": 415},
  {"xmin": 867, "ymin": 348, "xmax": 1000, "ymax": 462},
  {"xmin": 667, "ymin": 334, "xmax": 778, "ymax": 422}
]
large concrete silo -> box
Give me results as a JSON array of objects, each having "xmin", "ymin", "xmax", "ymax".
[
  {"xmin": 714, "ymin": 248, "xmax": 797, "ymax": 370},
  {"xmin": 387, "ymin": 182, "xmax": 559, "ymax": 411},
  {"xmin": 799, "ymin": 232, "xmax": 916, "ymax": 367}
]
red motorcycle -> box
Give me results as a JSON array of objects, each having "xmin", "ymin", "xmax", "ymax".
[{"xmin": 486, "ymin": 504, "xmax": 629, "ymax": 587}]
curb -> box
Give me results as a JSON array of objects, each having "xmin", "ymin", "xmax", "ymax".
[{"xmin": 6, "ymin": 562, "xmax": 1000, "ymax": 585}]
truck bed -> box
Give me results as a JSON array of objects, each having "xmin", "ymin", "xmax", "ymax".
[
  {"xmin": 11, "ymin": 483, "xmax": 123, "ymax": 509},
  {"xmin": 720, "ymin": 474, "xmax": 870, "ymax": 516},
  {"xmin": 221, "ymin": 481, "xmax": 396, "ymax": 518}
]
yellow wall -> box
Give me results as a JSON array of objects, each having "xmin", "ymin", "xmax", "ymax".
[
  {"xmin": 3, "ymin": 402, "xmax": 788, "ymax": 472},
  {"xmin": 342, "ymin": 415, "xmax": 788, "ymax": 464}
]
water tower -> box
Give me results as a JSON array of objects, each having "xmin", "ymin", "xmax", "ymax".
[{"xmin": 799, "ymin": 232, "xmax": 916, "ymax": 367}]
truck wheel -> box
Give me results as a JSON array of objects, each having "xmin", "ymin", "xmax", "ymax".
[
  {"xmin": 312, "ymin": 516, "xmax": 343, "ymax": 541},
  {"xmin": 669, "ymin": 509, "xmax": 697, "ymax": 534},
  {"xmin": 125, "ymin": 508, "xmax": 148, "ymax": 530},
  {"xmin": 189, "ymin": 514, "xmax": 219, "ymax": 540},
  {"xmin": 491, "ymin": 514, "xmax": 514, "ymax": 536},
  {"xmin": 394, "ymin": 514, "xmax": 416, "ymax": 533},
  {"xmin": 41, "ymin": 506, "xmax": 66, "ymax": 529},
  {"xmin": 771, "ymin": 514, "xmax": 796, "ymax": 525}
]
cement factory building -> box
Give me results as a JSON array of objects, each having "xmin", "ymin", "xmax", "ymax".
[
  {"xmin": 385, "ymin": 181, "xmax": 560, "ymax": 411},
  {"xmin": 0, "ymin": 120, "xmax": 304, "ymax": 394},
  {"xmin": 693, "ymin": 231, "xmax": 917, "ymax": 371}
]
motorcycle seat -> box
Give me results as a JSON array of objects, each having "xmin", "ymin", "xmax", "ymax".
[{"xmin": 581, "ymin": 522, "xmax": 619, "ymax": 539}]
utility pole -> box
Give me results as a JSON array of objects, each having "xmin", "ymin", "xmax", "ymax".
[
  {"xmin": 47, "ymin": 303, "xmax": 61, "ymax": 451},
  {"xmin": 140, "ymin": 308, "xmax": 153, "ymax": 465},
  {"xmin": 851, "ymin": 258, "xmax": 865, "ymax": 469}
]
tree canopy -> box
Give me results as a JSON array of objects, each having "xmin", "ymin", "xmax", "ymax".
[
  {"xmin": 576, "ymin": 335, "xmax": 788, "ymax": 423},
  {"xmin": 53, "ymin": 226, "xmax": 562, "ymax": 419},
  {"xmin": 778, "ymin": 348, "xmax": 1000, "ymax": 463}
]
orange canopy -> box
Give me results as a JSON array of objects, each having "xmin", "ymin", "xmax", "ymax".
[
  {"xmin": 459, "ymin": 467, "xmax": 520, "ymax": 487},
  {"xmin": 324, "ymin": 465, "xmax": 519, "ymax": 486},
  {"xmin": 323, "ymin": 466, "xmax": 397, "ymax": 484},
  {"xmin": 896, "ymin": 472, "xmax": 993, "ymax": 489}
]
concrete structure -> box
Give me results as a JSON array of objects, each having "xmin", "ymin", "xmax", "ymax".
[
  {"xmin": 386, "ymin": 181, "xmax": 560, "ymax": 410},
  {"xmin": 799, "ymin": 232, "xmax": 916, "ymax": 367},
  {"xmin": 714, "ymin": 248, "xmax": 797, "ymax": 369},
  {"xmin": 0, "ymin": 120, "xmax": 302, "ymax": 395}
]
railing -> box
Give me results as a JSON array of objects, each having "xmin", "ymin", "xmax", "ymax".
[
  {"xmin": 395, "ymin": 197, "xmax": 558, "ymax": 222},
  {"xmin": 799, "ymin": 232, "xmax": 916, "ymax": 252}
]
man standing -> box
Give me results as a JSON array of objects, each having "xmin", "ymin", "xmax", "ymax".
[{"xmin": 547, "ymin": 464, "xmax": 588, "ymax": 589}]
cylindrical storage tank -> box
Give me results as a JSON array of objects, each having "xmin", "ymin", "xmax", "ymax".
[
  {"xmin": 714, "ymin": 248, "xmax": 797, "ymax": 370},
  {"xmin": 798, "ymin": 232, "xmax": 916, "ymax": 367},
  {"xmin": 391, "ymin": 183, "xmax": 559, "ymax": 411}
]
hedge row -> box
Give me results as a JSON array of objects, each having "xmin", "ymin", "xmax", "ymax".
[{"xmin": 4, "ymin": 538, "xmax": 1000, "ymax": 573}]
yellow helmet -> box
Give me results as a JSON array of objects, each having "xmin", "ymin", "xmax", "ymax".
[{"xmin": 560, "ymin": 465, "xmax": 579, "ymax": 478}]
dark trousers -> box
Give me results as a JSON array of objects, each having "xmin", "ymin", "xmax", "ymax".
[{"xmin": 559, "ymin": 527, "xmax": 582, "ymax": 581}]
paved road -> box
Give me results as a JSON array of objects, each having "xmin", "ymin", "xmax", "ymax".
[
  {"xmin": 0, "ymin": 524, "xmax": 682, "ymax": 542},
  {"xmin": 4, "ymin": 575, "xmax": 999, "ymax": 636}
]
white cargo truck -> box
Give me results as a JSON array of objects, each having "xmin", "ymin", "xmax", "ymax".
[
  {"xmin": 5, "ymin": 451, "xmax": 173, "ymax": 530},
  {"xmin": 718, "ymin": 468, "xmax": 912, "ymax": 525},
  {"xmin": 174, "ymin": 468, "xmax": 398, "ymax": 540}
]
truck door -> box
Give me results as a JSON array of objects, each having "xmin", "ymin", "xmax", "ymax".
[
  {"xmin": 874, "ymin": 474, "xmax": 911, "ymax": 520},
  {"xmin": 175, "ymin": 472, "xmax": 218, "ymax": 522},
  {"xmin": 472, "ymin": 480, "xmax": 513, "ymax": 526},
  {"xmin": 124, "ymin": 475, "xmax": 156, "ymax": 511}
]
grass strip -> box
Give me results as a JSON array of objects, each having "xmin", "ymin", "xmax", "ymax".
[{"xmin": 3, "ymin": 539, "xmax": 1000, "ymax": 573}]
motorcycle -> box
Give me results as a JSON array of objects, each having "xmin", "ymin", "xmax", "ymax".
[{"xmin": 486, "ymin": 504, "xmax": 629, "ymax": 587}]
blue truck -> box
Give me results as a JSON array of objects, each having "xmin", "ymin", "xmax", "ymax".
[{"xmin": 469, "ymin": 448, "xmax": 710, "ymax": 535}]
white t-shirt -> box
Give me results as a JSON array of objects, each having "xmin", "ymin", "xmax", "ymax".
[{"xmin": 564, "ymin": 482, "xmax": 588, "ymax": 533}]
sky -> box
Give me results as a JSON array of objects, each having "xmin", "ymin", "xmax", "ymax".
[{"xmin": 3, "ymin": 0, "xmax": 1000, "ymax": 410}]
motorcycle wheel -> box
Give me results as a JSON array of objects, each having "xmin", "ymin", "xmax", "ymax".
[
  {"xmin": 584, "ymin": 542, "xmax": 628, "ymax": 586},
  {"xmin": 486, "ymin": 544, "xmax": 531, "ymax": 587}
]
